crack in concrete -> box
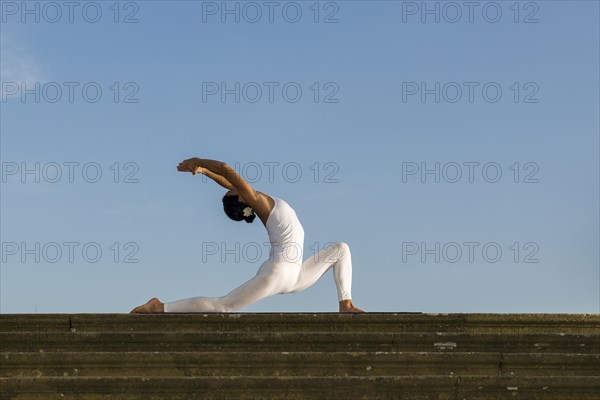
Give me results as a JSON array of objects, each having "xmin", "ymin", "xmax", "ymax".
[{"xmin": 498, "ymin": 352, "xmax": 505, "ymax": 377}]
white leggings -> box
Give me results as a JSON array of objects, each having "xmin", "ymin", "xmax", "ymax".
[{"xmin": 164, "ymin": 241, "xmax": 353, "ymax": 312}]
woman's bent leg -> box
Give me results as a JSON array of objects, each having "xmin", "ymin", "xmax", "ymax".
[
  {"xmin": 289, "ymin": 241, "xmax": 353, "ymax": 301},
  {"xmin": 164, "ymin": 262, "xmax": 300, "ymax": 312}
]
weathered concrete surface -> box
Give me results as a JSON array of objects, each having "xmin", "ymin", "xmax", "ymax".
[
  {"xmin": 1, "ymin": 313, "xmax": 599, "ymax": 333},
  {"xmin": 1, "ymin": 313, "xmax": 599, "ymax": 399},
  {"xmin": 2, "ymin": 376, "xmax": 600, "ymax": 400},
  {"xmin": 2, "ymin": 351, "xmax": 599, "ymax": 377},
  {"xmin": 2, "ymin": 331, "xmax": 599, "ymax": 353}
]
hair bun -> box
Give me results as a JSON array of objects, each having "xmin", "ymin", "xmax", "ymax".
[{"xmin": 223, "ymin": 193, "xmax": 256, "ymax": 223}]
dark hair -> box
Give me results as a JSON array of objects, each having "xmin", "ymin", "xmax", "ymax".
[{"xmin": 222, "ymin": 194, "xmax": 256, "ymax": 223}]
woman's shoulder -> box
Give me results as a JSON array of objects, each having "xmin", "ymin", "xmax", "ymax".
[
  {"xmin": 257, "ymin": 192, "xmax": 277, "ymax": 210},
  {"xmin": 270, "ymin": 195, "xmax": 292, "ymax": 211},
  {"xmin": 262, "ymin": 194, "xmax": 295, "ymax": 221},
  {"xmin": 255, "ymin": 192, "xmax": 278, "ymax": 226},
  {"xmin": 256, "ymin": 192, "xmax": 297, "ymax": 215}
]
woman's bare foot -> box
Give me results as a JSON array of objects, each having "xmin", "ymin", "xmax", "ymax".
[
  {"xmin": 130, "ymin": 297, "xmax": 165, "ymax": 313},
  {"xmin": 339, "ymin": 299, "xmax": 365, "ymax": 313}
]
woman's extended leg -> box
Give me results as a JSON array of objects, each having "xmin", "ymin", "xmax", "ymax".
[
  {"xmin": 288, "ymin": 241, "xmax": 363, "ymax": 311},
  {"xmin": 162, "ymin": 262, "xmax": 301, "ymax": 312}
]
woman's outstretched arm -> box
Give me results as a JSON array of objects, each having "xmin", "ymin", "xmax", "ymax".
[
  {"xmin": 177, "ymin": 158, "xmax": 235, "ymax": 189},
  {"xmin": 177, "ymin": 158, "xmax": 271, "ymax": 220},
  {"xmin": 195, "ymin": 166, "xmax": 235, "ymax": 190}
]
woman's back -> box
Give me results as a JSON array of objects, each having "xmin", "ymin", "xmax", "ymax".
[{"xmin": 265, "ymin": 196, "xmax": 305, "ymax": 265}]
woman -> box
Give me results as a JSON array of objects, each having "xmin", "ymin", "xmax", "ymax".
[{"xmin": 131, "ymin": 157, "xmax": 364, "ymax": 313}]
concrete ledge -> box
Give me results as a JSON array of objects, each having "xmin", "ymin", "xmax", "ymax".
[{"xmin": 2, "ymin": 313, "xmax": 598, "ymax": 399}]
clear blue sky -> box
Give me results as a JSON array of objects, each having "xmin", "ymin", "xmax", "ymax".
[{"xmin": 1, "ymin": 1, "xmax": 598, "ymax": 313}]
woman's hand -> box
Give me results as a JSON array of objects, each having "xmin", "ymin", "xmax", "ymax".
[
  {"xmin": 176, "ymin": 158, "xmax": 236, "ymax": 191},
  {"xmin": 177, "ymin": 158, "xmax": 203, "ymax": 175}
]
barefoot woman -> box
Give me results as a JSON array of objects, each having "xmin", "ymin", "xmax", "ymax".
[{"xmin": 131, "ymin": 158, "xmax": 364, "ymax": 313}]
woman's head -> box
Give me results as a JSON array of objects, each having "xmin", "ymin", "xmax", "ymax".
[{"xmin": 222, "ymin": 192, "xmax": 256, "ymax": 223}]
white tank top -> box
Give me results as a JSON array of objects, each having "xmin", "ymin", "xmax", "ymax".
[{"xmin": 265, "ymin": 196, "xmax": 305, "ymax": 265}]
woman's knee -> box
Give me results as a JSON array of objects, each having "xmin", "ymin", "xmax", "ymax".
[
  {"xmin": 216, "ymin": 303, "xmax": 235, "ymax": 313},
  {"xmin": 335, "ymin": 241, "xmax": 350, "ymax": 257}
]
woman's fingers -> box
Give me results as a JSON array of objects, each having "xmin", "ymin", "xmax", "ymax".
[
  {"xmin": 177, "ymin": 164, "xmax": 196, "ymax": 174},
  {"xmin": 177, "ymin": 159, "xmax": 200, "ymax": 173}
]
